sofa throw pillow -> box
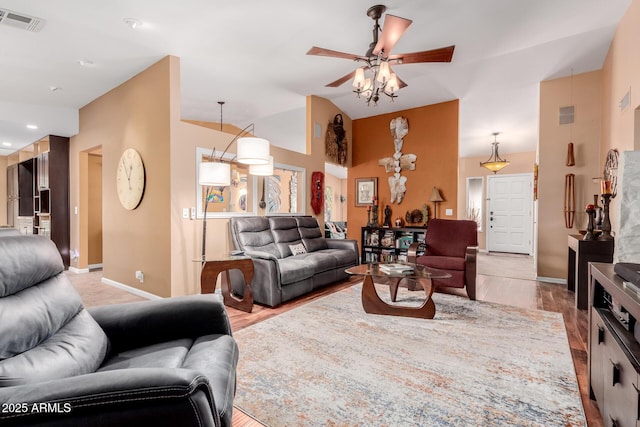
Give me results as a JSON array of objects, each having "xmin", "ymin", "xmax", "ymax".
[{"xmin": 289, "ymin": 243, "xmax": 307, "ymax": 256}]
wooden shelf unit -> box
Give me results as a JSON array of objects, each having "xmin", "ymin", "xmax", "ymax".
[
  {"xmin": 5, "ymin": 135, "xmax": 70, "ymax": 267},
  {"xmin": 361, "ymin": 226, "xmax": 426, "ymax": 264}
]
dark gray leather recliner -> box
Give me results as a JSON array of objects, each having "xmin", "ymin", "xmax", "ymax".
[{"xmin": 0, "ymin": 235, "xmax": 238, "ymax": 427}]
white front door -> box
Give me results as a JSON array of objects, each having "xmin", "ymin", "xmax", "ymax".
[{"xmin": 486, "ymin": 173, "xmax": 533, "ymax": 254}]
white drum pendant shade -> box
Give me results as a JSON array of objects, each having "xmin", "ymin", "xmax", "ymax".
[
  {"xmin": 249, "ymin": 156, "xmax": 274, "ymax": 176},
  {"xmin": 236, "ymin": 137, "xmax": 270, "ymax": 165},
  {"xmin": 199, "ymin": 162, "xmax": 231, "ymax": 187}
]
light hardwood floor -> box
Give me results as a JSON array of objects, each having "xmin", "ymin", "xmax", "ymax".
[{"xmin": 67, "ymin": 258, "xmax": 602, "ymax": 427}]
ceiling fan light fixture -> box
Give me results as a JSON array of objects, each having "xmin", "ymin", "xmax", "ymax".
[
  {"xmin": 376, "ymin": 61, "xmax": 391, "ymax": 84},
  {"xmin": 353, "ymin": 68, "xmax": 366, "ymax": 89},
  {"xmin": 385, "ymin": 73, "xmax": 399, "ymax": 94}
]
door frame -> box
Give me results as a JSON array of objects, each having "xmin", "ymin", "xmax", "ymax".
[{"xmin": 486, "ymin": 172, "xmax": 534, "ymax": 255}]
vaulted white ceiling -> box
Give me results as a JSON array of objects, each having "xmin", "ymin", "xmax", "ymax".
[{"xmin": 0, "ymin": 0, "xmax": 631, "ymax": 158}]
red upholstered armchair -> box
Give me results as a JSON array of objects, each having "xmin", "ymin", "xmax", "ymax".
[{"xmin": 407, "ymin": 219, "xmax": 478, "ymax": 300}]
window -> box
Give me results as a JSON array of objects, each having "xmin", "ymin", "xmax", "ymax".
[
  {"xmin": 466, "ymin": 177, "xmax": 483, "ymax": 231},
  {"xmin": 265, "ymin": 163, "xmax": 306, "ymax": 215}
]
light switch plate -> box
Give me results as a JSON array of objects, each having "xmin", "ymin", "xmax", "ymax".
[
  {"xmin": 190, "ymin": 207, "xmax": 196, "ymax": 220},
  {"xmin": 445, "ymin": 209, "xmax": 453, "ymax": 216},
  {"xmin": 182, "ymin": 208, "xmax": 189, "ymax": 219}
]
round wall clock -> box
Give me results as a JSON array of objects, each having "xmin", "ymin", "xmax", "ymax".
[{"xmin": 116, "ymin": 148, "xmax": 146, "ymax": 210}]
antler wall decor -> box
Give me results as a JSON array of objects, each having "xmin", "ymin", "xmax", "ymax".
[{"xmin": 378, "ymin": 117, "xmax": 416, "ymax": 204}]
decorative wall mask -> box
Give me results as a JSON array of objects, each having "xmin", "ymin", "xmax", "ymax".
[
  {"xmin": 325, "ymin": 114, "xmax": 348, "ymax": 166},
  {"xmin": 379, "ymin": 117, "xmax": 416, "ymax": 204},
  {"xmin": 311, "ymin": 171, "xmax": 324, "ymax": 215}
]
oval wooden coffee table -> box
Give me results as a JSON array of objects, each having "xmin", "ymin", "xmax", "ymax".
[{"xmin": 345, "ymin": 263, "xmax": 451, "ymax": 319}]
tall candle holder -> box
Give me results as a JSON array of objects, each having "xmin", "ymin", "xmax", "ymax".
[
  {"xmin": 371, "ymin": 203, "xmax": 379, "ymax": 227},
  {"xmin": 584, "ymin": 206, "xmax": 597, "ymax": 240},
  {"xmin": 599, "ymin": 193, "xmax": 613, "ymax": 241}
]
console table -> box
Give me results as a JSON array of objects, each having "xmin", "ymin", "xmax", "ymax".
[
  {"xmin": 567, "ymin": 234, "xmax": 614, "ymax": 309},
  {"xmin": 588, "ymin": 262, "xmax": 640, "ymax": 427}
]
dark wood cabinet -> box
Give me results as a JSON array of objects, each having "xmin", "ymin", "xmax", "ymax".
[
  {"xmin": 568, "ymin": 234, "xmax": 614, "ymax": 309},
  {"xmin": 17, "ymin": 159, "xmax": 34, "ymax": 216},
  {"xmin": 6, "ymin": 136, "xmax": 70, "ymax": 267},
  {"xmin": 361, "ymin": 226, "xmax": 426, "ymax": 264},
  {"xmin": 588, "ymin": 263, "xmax": 640, "ymax": 427}
]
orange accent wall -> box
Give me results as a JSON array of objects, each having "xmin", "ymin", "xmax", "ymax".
[{"xmin": 347, "ymin": 100, "xmax": 459, "ymax": 246}]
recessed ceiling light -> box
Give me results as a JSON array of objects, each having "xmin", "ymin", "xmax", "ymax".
[
  {"xmin": 26, "ymin": 124, "xmax": 38, "ymax": 130},
  {"xmin": 77, "ymin": 59, "xmax": 96, "ymax": 68},
  {"xmin": 123, "ymin": 18, "xmax": 142, "ymax": 29},
  {"xmin": 49, "ymin": 86, "xmax": 62, "ymax": 92},
  {"xmin": 2, "ymin": 142, "xmax": 12, "ymax": 147}
]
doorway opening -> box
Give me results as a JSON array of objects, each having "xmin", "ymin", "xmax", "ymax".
[{"xmin": 79, "ymin": 146, "xmax": 103, "ymax": 270}]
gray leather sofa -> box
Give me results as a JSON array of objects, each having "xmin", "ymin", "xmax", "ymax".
[
  {"xmin": 0, "ymin": 235, "xmax": 238, "ymax": 427},
  {"xmin": 229, "ymin": 216, "xmax": 358, "ymax": 307}
]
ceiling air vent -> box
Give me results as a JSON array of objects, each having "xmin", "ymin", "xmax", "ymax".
[
  {"xmin": 559, "ymin": 105, "xmax": 574, "ymax": 125},
  {"xmin": 0, "ymin": 8, "xmax": 46, "ymax": 32}
]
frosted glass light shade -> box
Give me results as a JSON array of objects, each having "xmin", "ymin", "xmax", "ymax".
[
  {"xmin": 249, "ymin": 155, "xmax": 274, "ymax": 176},
  {"xmin": 376, "ymin": 61, "xmax": 391, "ymax": 84},
  {"xmin": 199, "ymin": 162, "xmax": 230, "ymax": 187},
  {"xmin": 237, "ymin": 137, "xmax": 270, "ymax": 165},
  {"xmin": 353, "ymin": 68, "xmax": 365, "ymax": 89},
  {"xmin": 385, "ymin": 73, "xmax": 399, "ymax": 94}
]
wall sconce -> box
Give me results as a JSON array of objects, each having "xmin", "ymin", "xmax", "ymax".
[{"xmin": 429, "ymin": 187, "xmax": 444, "ymax": 219}]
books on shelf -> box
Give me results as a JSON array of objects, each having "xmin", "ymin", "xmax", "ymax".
[
  {"xmin": 379, "ymin": 263, "xmax": 414, "ymax": 274},
  {"xmin": 396, "ymin": 235, "xmax": 414, "ymax": 249},
  {"xmin": 367, "ymin": 232, "xmax": 379, "ymax": 246}
]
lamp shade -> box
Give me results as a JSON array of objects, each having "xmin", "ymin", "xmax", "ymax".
[
  {"xmin": 249, "ymin": 155, "xmax": 274, "ymax": 176},
  {"xmin": 385, "ymin": 73, "xmax": 399, "ymax": 94},
  {"xmin": 199, "ymin": 162, "xmax": 231, "ymax": 187},
  {"xmin": 376, "ymin": 61, "xmax": 391, "ymax": 84},
  {"xmin": 353, "ymin": 68, "xmax": 366, "ymax": 89},
  {"xmin": 236, "ymin": 137, "xmax": 270, "ymax": 165},
  {"xmin": 429, "ymin": 187, "xmax": 444, "ymax": 202}
]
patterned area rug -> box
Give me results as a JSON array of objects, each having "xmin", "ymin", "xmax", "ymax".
[{"xmin": 233, "ymin": 283, "xmax": 585, "ymax": 426}]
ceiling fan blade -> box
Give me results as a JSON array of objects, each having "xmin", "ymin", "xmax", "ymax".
[
  {"xmin": 389, "ymin": 45, "xmax": 455, "ymax": 64},
  {"xmin": 373, "ymin": 14, "xmax": 412, "ymax": 57},
  {"xmin": 326, "ymin": 70, "xmax": 358, "ymax": 88},
  {"xmin": 307, "ymin": 46, "xmax": 364, "ymax": 61}
]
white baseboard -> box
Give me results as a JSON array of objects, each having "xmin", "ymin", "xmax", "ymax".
[
  {"xmin": 89, "ymin": 263, "xmax": 103, "ymax": 270},
  {"xmin": 536, "ymin": 276, "xmax": 567, "ymax": 285},
  {"xmin": 101, "ymin": 277, "xmax": 161, "ymax": 300},
  {"xmin": 68, "ymin": 266, "xmax": 90, "ymax": 274}
]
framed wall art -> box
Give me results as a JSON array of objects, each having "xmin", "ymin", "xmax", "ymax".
[{"xmin": 355, "ymin": 177, "xmax": 377, "ymax": 207}]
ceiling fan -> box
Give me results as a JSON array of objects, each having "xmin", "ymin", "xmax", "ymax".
[{"xmin": 307, "ymin": 4, "xmax": 455, "ymax": 105}]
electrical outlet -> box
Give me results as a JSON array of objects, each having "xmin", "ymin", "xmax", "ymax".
[
  {"xmin": 445, "ymin": 209, "xmax": 453, "ymax": 216},
  {"xmin": 135, "ymin": 270, "xmax": 144, "ymax": 283},
  {"xmin": 182, "ymin": 208, "xmax": 189, "ymax": 219}
]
